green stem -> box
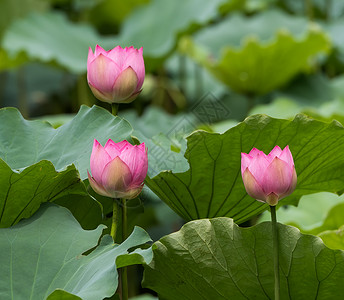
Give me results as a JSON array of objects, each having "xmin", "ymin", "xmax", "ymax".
[
  {"xmin": 110, "ymin": 199, "xmax": 119, "ymax": 242},
  {"xmin": 111, "ymin": 103, "xmax": 119, "ymax": 116},
  {"xmin": 122, "ymin": 198, "xmax": 128, "ymax": 240},
  {"xmin": 121, "ymin": 198, "xmax": 128, "ymax": 300},
  {"xmin": 270, "ymin": 205, "xmax": 280, "ymax": 300}
]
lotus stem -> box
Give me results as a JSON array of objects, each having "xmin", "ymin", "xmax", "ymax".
[
  {"xmin": 110, "ymin": 199, "xmax": 119, "ymax": 242},
  {"xmin": 112, "ymin": 103, "xmax": 119, "ymax": 116},
  {"xmin": 111, "ymin": 198, "xmax": 128, "ymax": 300},
  {"xmin": 270, "ymin": 205, "xmax": 280, "ymax": 300},
  {"xmin": 121, "ymin": 198, "xmax": 128, "ymax": 300}
]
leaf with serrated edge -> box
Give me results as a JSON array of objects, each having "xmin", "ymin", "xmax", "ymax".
[{"xmin": 181, "ymin": 10, "xmax": 330, "ymax": 95}]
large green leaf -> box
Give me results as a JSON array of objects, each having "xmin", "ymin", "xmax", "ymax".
[
  {"xmin": 0, "ymin": 105, "xmax": 132, "ymax": 180},
  {"xmin": 2, "ymin": 11, "xmax": 115, "ymax": 73},
  {"xmin": 0, "ymin": 203, "xmax": 152, "ymax": 300},
  {"xmin": 146, "ymin": 114, "xmax": 344, "ymax": 223},
  {"xmin": 192, "ymin": 9, "xmax": 310, "ymax": 56},
  {"xmin": 0, "ymin": 159, "xmax": 88, "ymax": 228},
  {"xmin": 180, "ymin": 10, "xmax": 330, "ymax": 95},
  {"xmin": 143, "ymin": 217, "xmax": 344, "ymax": 299},
  {"xmin": 117, "ymin": 0, "xmax": 232, "ymax": 58}
]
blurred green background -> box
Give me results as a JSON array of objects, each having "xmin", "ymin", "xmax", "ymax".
[{"xmin": 3, "ymin": 0, "xmax": 344, "ymax": 123}]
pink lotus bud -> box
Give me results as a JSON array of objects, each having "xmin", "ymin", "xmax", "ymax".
[
  {"xmin": 88, "ymin": 139, "xmax": 148, "ymax": 199},
  {"xmin": 241, "ymin": 145, "xmax": 297, "ymax": 206},
  {"xmin": 87, "ymin": 45, "xmax": 145, "ymax": 104}
]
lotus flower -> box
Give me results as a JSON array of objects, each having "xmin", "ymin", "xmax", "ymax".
[
  {"xmin": 241, "ymin": 145, "xmax": 297, "ymax": 206},
  {"xmin": 88, "ymin": 139, "xmax": 148, "ymax": 199},
  {"xmin": 87, "ymin": 45, "xmax": 145, "ymax": 103}
]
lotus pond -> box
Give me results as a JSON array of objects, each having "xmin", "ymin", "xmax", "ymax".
[{"xmin": 1, "ymin": 0, "xmax": 344, "ymax": 299}]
